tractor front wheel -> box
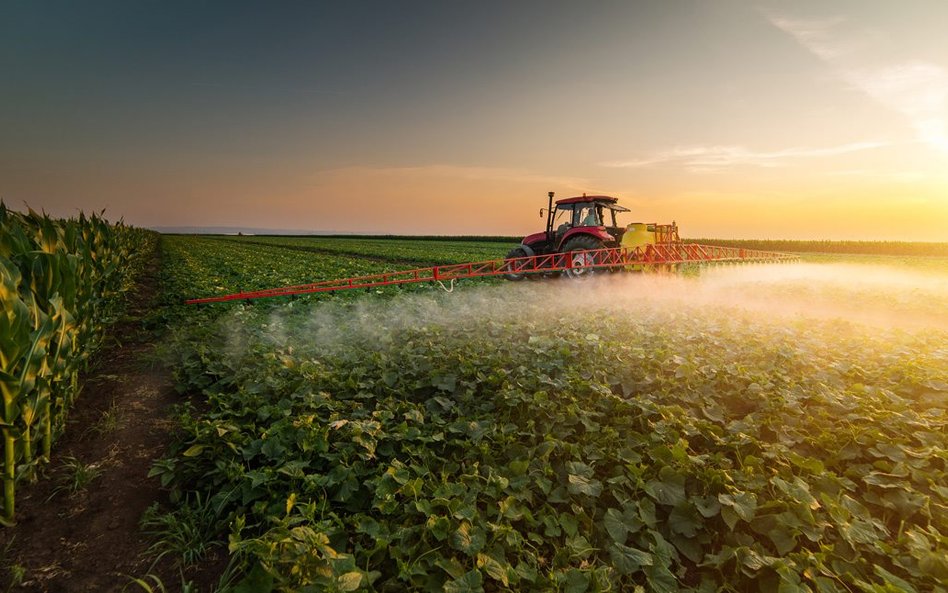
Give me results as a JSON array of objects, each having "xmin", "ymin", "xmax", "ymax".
[
  {"xmin": 503, "ymin": 247, "xmax": 531, "ymax": 281},
  {"xmin": 562, "ymin": 236, "xmax": 604, "ymax": 279}
]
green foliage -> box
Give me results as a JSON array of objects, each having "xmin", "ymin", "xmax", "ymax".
[
  {"xmin": 155, "ymin": 285, "xmax": 947, "ymax": 593},
  {"xmin": 141, "ymin": 492, "xmax": 226, "ymax": 567},
  {"xmin": 2, "ymin": 536, "xmax": 26, "ymax": 591},
  {"xmin": 156, "ymin": 236, "xmax": 504, "ymax": 324},
  {"xmin": 51, "ymin": 455, "xmax": 103, "ymax": 496},
  {"xmin": 123, "ymin": 574, "xmax": 171, "ymax": 593},
  {"xmin": 122, "ymin": 573, "xmax": 201, "ymax": 593},
  {"xmin": 0, "ymin": 202, "xmax": 155, "ymax": 520},
  {"xmin": 88, "ymin": 400, "xmax": 121, "ymax": 436},
  {"xmin": 219, "ymin": 235, "xmax": 514, "ymax": 266}
]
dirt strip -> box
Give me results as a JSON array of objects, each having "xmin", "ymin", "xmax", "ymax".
[{"xmin": 0, "ymin": 242, "xmax": 220, "ymax": 592}]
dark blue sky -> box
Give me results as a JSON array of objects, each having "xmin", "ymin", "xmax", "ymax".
[{"xmin": 4, "ymin": 1, "xmax": 658, "ymax": 166}]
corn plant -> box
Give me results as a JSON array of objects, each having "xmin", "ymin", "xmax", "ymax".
[{"xmin": 0, "ymin": 203, "xmax": 155, "ymax": 523}]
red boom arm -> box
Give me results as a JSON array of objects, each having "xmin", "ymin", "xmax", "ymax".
[{"xmin": 186, "ymin": 243, "xmax": 797, "ymax": 304}]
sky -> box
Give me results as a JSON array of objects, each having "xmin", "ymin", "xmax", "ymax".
[{"xmin": 2, "ymin": 0, "xmax": 947, "ymax": 240}]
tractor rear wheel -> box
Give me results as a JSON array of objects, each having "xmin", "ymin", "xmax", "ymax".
[
  {"xmin": 503, "ymin": 247, "xmax": 530, "ymax": 281},
  {"xmin": 562, "ymin": 236, "xmax": 604, "ymax": 279}
]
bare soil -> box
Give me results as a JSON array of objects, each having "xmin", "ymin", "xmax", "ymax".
[{"xmin": 0, "ymin": 243, "xmax": 225, "ymax": 592}]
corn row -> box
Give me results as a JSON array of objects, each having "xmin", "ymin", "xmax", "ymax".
[{"xmin": 0, "ymin": 203, "xmax": 155, "ymax": 523}]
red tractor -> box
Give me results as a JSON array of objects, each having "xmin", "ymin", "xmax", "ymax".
[{"xmin": 505, "ymin": 191, "xmax": 644, "ymax": 280}]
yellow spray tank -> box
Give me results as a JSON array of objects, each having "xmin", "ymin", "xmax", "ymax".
[{"xmin": 621, "ymin": 223, "xmax": 656, "ymax": 271}]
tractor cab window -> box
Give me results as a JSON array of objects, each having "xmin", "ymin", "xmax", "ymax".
[
  {"xmin": 553, "ymin": 205, "xmax": 573, "ymax": 235},
  {"xmin": 576, "ymin": 204, "xmax": 601, "ymax": 227},
  {"xmin": 603, "ymin": 207, "xmax": 618, "ymax": 227}
]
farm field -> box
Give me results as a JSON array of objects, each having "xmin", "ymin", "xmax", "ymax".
[
  {"xmin": 10, "ymin": 4, "xmax": 948, "ymax": 590},
  {"xmin": 149, "ymin": 235, "xmax": 948, "ymax": 592},
  {"xmin": 165, "ymin": 236, "xmax": 515, "ymax": 293},
  {"xmin": 221, "ymin": 235, "xmax": 514, "ymax": 266}
]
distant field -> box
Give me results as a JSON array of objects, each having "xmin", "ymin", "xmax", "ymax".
[
  {"xmin": 167, "ymin": 236, "xmax": 948, "ymax": 294},
  {"xmin": 169, "ymin": 234, "xmax": 948, "ymax": 306},
  {"xmin": 220, "ymin": 234, "xmax": 514, "ymax": 265},
  {"xmin": 191, "ymin": 234, "xmax": 948, "ymax": 258},
  {"xmin": 685, "ymin": 238, "xmax": 948, "ymax": 256}
]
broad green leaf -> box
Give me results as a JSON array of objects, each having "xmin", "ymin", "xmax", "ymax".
[
  {"xmin": 337, "ymin": 572, "xmax": 362, "ymax": 592},
  {"xmin": 567, "ymin": 473, "xmax": 602, "ymax": 497},
  {"xmin": 718, "ymin": 491, "xmax": 757, "ymax": 522},
  {"xmin": 644, "ymin": 468, "xmax": 686, "ymax": 506},
  {"xmin": 182, "ymin": 444, "xmax": 205, "ymax": 457},
  {"xmin": 476, "ymin": 552, "xmax": 508, "ymax": 586},
  {"xmin": 451, "ymin": 521, "xmax": 486, "ymax": 555},
  {"xmin": 668, "ymin": 502, "xmax": 700, "ymax": 538},
  {"xmin": 443, "ymin": 569, "xmax": 484, "ymax": 593},
  {"xmin": 564, "ymin": 569, "xmax": 590, "ymax": 593},
  {"xmin": 610, "ymin": 543, "xmax": 653, "ymax": 575},
  {"xmin": 872, "ymin": 565, "xmax": 917, "ymax": 593},
  {"xmin": 693, "ymin": 496, "xmax": 720, "ymax": 518},
  {"xmin": 644, "ymin": 560, "xmax": 679, "ymax": 593},
  {"xmin": 604, "ymin": 507, "xmax": 629, "ymax": 544}
]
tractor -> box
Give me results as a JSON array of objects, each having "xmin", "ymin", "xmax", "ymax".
[{"xmin": 504, "ymin": 191, "xmax": 679, "ymax": 280}]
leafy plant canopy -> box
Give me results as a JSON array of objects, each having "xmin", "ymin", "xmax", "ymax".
[{"xmin": 153, "ymin": 242, "xmax": 948, "ymax": 593}]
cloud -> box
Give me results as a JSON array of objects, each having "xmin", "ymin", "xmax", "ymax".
[
  {"xmin": 769, "ymin": 14, "xmax": 948, "ymax": 154},
  {"xmin": 311, "ymin": 164, "xmax": 601, "ymax": 193},
  {"xmin": 599, "ymin": 141, "xmax": 886, "ymax": 172},
  {"xmin": 850, "ymin": 62, "xmax": 948, "ymax": 153},
  {"xmin": 360, "ymin": 164, "xmax": 590, "ymax": 188},
  {"xmin": 768, "ymin": 16, "xmax": 856, "ymax": 61}
]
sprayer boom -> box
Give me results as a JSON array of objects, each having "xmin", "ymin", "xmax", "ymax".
[{"xmin": 186, "ymin": 243, "xmax": 797, "ymax": 304}]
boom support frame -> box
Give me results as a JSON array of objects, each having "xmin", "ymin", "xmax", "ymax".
[{"xmin": 186, "ymin": 243, "xmax": 797, "ymax": 304}]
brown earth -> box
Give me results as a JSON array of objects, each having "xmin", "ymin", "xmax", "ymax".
[{"xmin": 0, "ymin": 242, "xmax": 226, "ymax": 592}]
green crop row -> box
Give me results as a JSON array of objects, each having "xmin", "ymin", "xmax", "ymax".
[
  {"xmin": 305, "ymin": 234, "xmax": 521, "ymax": 244},
  {"xmin": 157, "ymin": 235, "xmax": 505, "ymax": 319},
  {"xmin": 218, "ymin": 235, "xmax": 515, "ymax": 266},
  {"xmin": 215, "ymin": 235, "xmax": 948, "ymax": 260},
  {"xmin": 0, "ymin": 204, "xmax": 156, "ymax": 522},
  {"xmin": 160, "ymin": 235, "xmax": 400, "ymax": 296},
  {"xmin": 156, "ymin": 276, "xmax": 947, "ymax": 592}
]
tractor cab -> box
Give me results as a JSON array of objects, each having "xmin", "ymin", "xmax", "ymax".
[
  {"xmin": 549, "ymin": 196, "xmax": 630, "ymax": 247},
  {"xmin": 519, "ymin": 193, "xmax": 630, "ymax": 256}
]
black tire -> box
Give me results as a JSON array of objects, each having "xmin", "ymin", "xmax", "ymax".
[
  {"xmin": 503, "ymin": 246, "xmax": 530, "ymax": 281},
  {"xmin": 561, "ymin": 235, "xmax": 604, "ymax": 279}
]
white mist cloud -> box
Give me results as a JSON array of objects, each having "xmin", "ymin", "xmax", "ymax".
[
  {"xmin": 769, "ymin": 15, "xmax": 948, "ymax": 154},
  {"xmin": 243, "ymin": 262, "xmax": 948, "ymax": 356}
]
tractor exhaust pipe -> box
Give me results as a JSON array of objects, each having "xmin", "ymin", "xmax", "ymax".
[{"xmin": 545, "ymin": 191, "xmax": 555, "ymax": 242}]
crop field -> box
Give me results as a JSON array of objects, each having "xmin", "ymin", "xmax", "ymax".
[
  {"xmin": 151, "ymin": 235, "xmax": 948, "ymax": 593},
  {"xmin": 222, "ymin": 235, "xmax": 513, "ymax": 266},
  {"xmin": 167, "ymin": 236, "xmax": 514, "ymax": 290}
]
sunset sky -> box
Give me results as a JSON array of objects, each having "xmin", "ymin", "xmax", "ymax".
[{"xmin": 2, "ymin": 1, "xmax": 947, "ymax": 240}]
